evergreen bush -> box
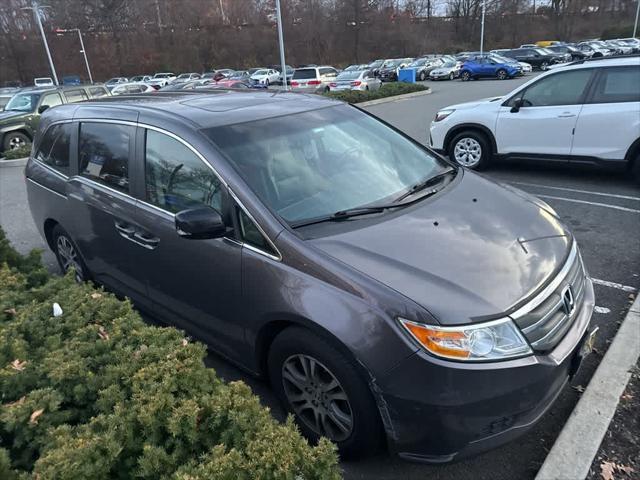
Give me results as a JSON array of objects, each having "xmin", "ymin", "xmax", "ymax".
[
  {"xmin": 323, "ymin": 81, "xmax": 428, "ymax": 104},
  {"xmin": 0, "ymin": 228, "xmax": 341, "ymax": 479}
]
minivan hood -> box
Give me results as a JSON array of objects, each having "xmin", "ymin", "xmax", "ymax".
[{"xmin": 310, "ymin": 172, "xmax": 571, "ymax": 324}]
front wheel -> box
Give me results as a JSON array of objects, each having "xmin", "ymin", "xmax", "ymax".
[
  {"xmin": 268, "ymin": 327, "xmax": 383, "ymax": 458},
  {"xmin": 3, "ymin": 131, "xmax": 30, "ymax": 152},
  {"xmin": 419, "ymin": 71, "xmax": 426, "ymax": 81},
  {"xmin": 449, "ymin": 72, "xmax": 455, "ymax": 80},
  {"xmin": 461, "ymin": 71, "xmax": 471, "ymax": 81},
  {"xmin": 449, "ymin": 130, "xmax": 491, "ymax": 170},
  {"xmin": 265, "ymin": 79, "xmax": 270, "ymax": 86},
  {"xmin": 540, "ymin": 61, "xmax": 549, "ymax": 71}
]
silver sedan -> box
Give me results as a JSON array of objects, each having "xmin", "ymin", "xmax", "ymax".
[{"xmin": 328, "ymin": 70, "xmax": 381, "ymax": 92}]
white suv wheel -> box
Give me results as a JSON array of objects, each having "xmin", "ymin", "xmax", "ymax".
[{"xmin": 453, "ymin": 137, "xmax": 482, "ymax": 167}]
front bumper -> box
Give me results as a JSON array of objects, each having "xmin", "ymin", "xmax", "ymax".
[{"xmin": 377, "ymin": 278, "xmax": 595, "ymax": 463}]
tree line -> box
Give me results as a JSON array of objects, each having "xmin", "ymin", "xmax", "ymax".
[{"xmin": 0, "ymin": 0, "xmax": 636, "ymax": 84}]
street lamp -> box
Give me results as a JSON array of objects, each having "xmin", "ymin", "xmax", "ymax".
[
  {"xmin": 22, "ymin": 1, "xmax": 59, "ymax": 85},
  {"xmin": 479, "ymin": 0, "xmax": 486, "ymax": 55},
  {"xmin": 633, "ymin": 0, "xmax": 639, "ymax": 38},
  {"xmin": 56, "ymin": 28, "xmax": 93, "ymax": 84},
  {"xmin": 275, "ymin": 0, "xmax": 288, "ymax": 90}
]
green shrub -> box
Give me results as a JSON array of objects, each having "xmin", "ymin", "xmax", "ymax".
[
  {"xmin": 2, "ymin": 144, "xmax": 31, "ymax": 160},
  {"xmin": 323, "ymin": 81, "xmax": 428, "ymax": 104},
  {"xmin": 0, "ymin": 228, "xmax": 341, "ymax": 479}
]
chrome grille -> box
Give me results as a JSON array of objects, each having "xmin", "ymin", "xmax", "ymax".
[{"xmin": 511, "ymin": 242, "xmax": 587, "ymax": 352}]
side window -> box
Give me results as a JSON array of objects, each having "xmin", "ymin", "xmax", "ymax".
[
  {"xmin": 589, "ymin": 67, "xmax": 640, "ymax": 104},
  {"xmin": 64, "ymin": 89, "xmax": 88, "ymax": 103},
  {"xmin": 520, "ymin": 69, "xmax": 593, "ymax": 107},
  {"xmin": 88, "ymin": 87, "xmax": 108, "ymax": 98},
  {"xmin": 79, "ymin": 122, "xmax": 132, "ymax": 193},
  {"xmin": 238, "ymin": 209, "xmax": 275, "ymax": 255},
  {"xmin": 145, "ymin": 129, "xmax": 222, "ymax": 214},
  {"xmin": 40, "ymin": 93, "xmax": 63, "ymax": 110},
  {"xmin": 35, "ymin": 123, "xmax": 72, "ymax": 175}
]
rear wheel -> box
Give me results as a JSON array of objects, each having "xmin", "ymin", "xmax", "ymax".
[
  {"xmin": 449, "ymin": 130, "xmax": 491, "ymax": 170},
  {"xmin": 632, "ymin": 152, "xmax": 640, "ymax": 184},
  {"xmin": 461, "ymin": 71, "xmax": 471, "ymax": 81},
  {"xmin": 52, "ymin": 225, "xmax": 89, "ymax": 282},
  {"xmin": 268, "ymin": 327, "xmax": 383, "ymax": 458},
  {"xmin": 496, "ymin": 69, "xmax": 507, "ymax": 80}
]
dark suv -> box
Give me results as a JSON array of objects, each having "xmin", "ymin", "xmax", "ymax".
[
  {"xmin": 25, "ymin": 91, "xmax": 595, "ymax": 463},
  {"xmin": 502, "ymin": 48, "xmax": 561, "ymax": 70},
  {"xmin": 0, "ymin": 85, "xmax": 109, "ymax": 152}
]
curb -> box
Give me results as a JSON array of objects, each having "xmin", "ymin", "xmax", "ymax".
[
  {"xmin": 0, "ymin": 157, "xmax": 28, "ymax": 168},
  {"xmin": 357, "ymin": 88, "xmax": 431, "ymax": 107},
  {"xmin": 535, "ymin": 294, "xmax": 640, "ymax": 480}
]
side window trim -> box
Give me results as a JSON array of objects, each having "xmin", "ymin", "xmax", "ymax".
[
  {"xmin": 502, "ymin": 68, "xmax": 596, "ymax": 107},
  {"xmin": 584, "ymin": 66, "xmax": 640, "ymax": 104}
]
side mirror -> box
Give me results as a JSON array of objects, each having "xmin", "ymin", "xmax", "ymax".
[
  {"xmin": 38, "ymin": 105, "xmax": 49, "ymax": 114},
  {"xmin": 510, "ymin": 98, "xmax": 524, "ymax": 113},
  {"xmin": 175, "ymin": 207, "xmax": 227, "ymax": 239}
]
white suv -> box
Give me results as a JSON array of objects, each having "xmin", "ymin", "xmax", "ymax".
[{"xmin": 429, "ymin": 56, "xmax": 640, "ymax": 180}]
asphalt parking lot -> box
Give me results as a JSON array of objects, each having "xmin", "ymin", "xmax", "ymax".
[{"xmin": 0, "ymin": 75, "xmax": 638, "ymax": 480}]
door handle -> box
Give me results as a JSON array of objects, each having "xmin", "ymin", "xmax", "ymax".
[
  {"xmin": 133, "ymin": 232, "xmax": 160, "ymax": 249},
  {"xmin": 114, "ymin": 220, "xmax": 136, "ymax": 237},
  {"xmin": 557, "ymin": 113, "xmax": 576, "ymax": 118}
]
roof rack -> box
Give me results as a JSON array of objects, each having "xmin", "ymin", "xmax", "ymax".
[{"xmin": 565, "ymin": 53, "xmax": 640, "ymax": 67}]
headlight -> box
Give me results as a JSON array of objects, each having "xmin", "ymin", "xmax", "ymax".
[
  {"xmin": 398, "ymin": 317, "xmax": 532, "ymax": 361},
  {"xmin": 434, "ymin": 109, "xmax": 455, "ymax": 122}
]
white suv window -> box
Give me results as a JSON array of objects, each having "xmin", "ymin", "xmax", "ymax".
[
  {"xmin": 517, "ymin": 69, "xmax": 594, "ymax": 107},
  {"xmin": 589, "ymin": 66, "xmax": 640, "ymax": 104}
]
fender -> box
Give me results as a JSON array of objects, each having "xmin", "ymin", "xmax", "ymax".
[
  {"xmin": 624, "ymin": 137, "xmax": 640, "ymax": 164},
  {"xmin": 444, "ymin": 122, "xmax": 498, "ymax": 154},
  {"xmin": 0, "ymin": 122, "xmax": 33, "ymax": 137}
]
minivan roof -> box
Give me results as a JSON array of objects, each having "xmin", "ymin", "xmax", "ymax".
[{"xmin": 52, "ymin": 90, "xmax": 341, "ymax": 129}]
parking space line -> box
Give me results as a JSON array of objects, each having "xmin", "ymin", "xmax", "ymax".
[
  {"xmin": 536, "ymin": 194, "xmax": 640, "ymax": 214},
  {"xmin": 510, "ymin": 182, "xmax": 640, "ymax": 202},
  {"xmin": 592, "ymin": 278, "xmax": 638, "ymax": 293}
]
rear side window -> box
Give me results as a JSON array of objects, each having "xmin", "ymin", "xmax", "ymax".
[
  {"xmin": 35, "ymin": 123, "xmax": 72, "ymax": 175},
  {"xmin": 520, "ymin": 69, "xmax": 593, "ymax": 107},
  {"xmin": 589, "ymin": 66, "xmax": 640, "ymax": 104},
  {"xmin": 292, "ymin": 69, "xmax": 317, "ymax": 80},
  {"xmin": 79, "ymin": 122, "xmax": 133, "ymax": 193},
  {"xmin": 64, "ymin": 89, "xmax": 88, "ymax": 103},
  {"xmin": 144, "ymin": 129, "xmax": 222, "ymax": 213},
  {"xmin": 88, "ymin": 87, "xmax": 108, "ymax": 98}
]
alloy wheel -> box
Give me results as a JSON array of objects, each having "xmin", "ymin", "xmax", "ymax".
[
  {"xmin": 56, "ymin": 235, "xmax": 84, "ymax": 282},
  {"xmin": 449, "ymin": 72, "xmax": 454, "ymax": 80},
  {"xmin": 453, "ymin": 137, "xmax": 482, "ymax": 167},
  {"xmin": 8, "ymin": 135, "xmax": 26, "ymax": 150},
  {"xmin": 281, "ymin": 354, "xmax": 354, "ymax": 442}
]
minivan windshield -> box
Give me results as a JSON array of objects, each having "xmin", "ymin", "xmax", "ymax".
[
  {"xmin": 5, "ymin": 92, "xmax": 40, "ymax": 112},
  {"xmin": 205, "ymin": 106, "xmax": 451, "ymax": 225}
]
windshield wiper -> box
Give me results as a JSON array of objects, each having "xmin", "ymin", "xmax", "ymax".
[
  {"xmin": 291, "ymin": 203, "xmax": 406, "ymax": 229},
  {"xmin": 394, "ymin": 168, "xmax": 456, "ymax": 203}
]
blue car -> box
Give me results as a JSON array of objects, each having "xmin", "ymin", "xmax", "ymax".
[{"xmin": 459, "ymin": 57, "xmax": 520, "ymax": 81}]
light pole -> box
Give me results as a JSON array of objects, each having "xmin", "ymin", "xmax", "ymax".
[
  {"xmin": 275, "ymin": 0, "xmax": 288, "ymax": 90},
  {"xmin": 56, "ymin": 28, "xmax": 93, "ymax": 84},
  {"xmin": 480, "ymin": 0, "xmax": 486, "ymax": 55},
  {"xmin": 22, "ymin": 1, "xmax": 58, "ymax": 85},
  {"xmin": 634, "ymin": 0, "xmax": 639, "ymax": 38}
]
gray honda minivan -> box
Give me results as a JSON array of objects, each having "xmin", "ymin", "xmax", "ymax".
[{"xmin": 25, "ymin": 91, "xmax": 595, "ymax": 463}]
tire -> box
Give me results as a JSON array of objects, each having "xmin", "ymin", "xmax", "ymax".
[
  {"xmin": 365, "ymin": 85, "xmax": 369, "ymax": 91},
  {"xmin": 3, "ymin": 131, "xmax": 30, "ymax": 152},
  {"xmin": 461, "ymin": 71, "xmax": 471, "ymax": 81},
  {"xmin": 448, "ymin": 130, "xmax": 491, "ymax": 170},
  {"xmin": 51, "ymin": 225, "xmax": 90, "ymax": 282},
  {"xmin": 449, "ymin": 72, "xmax": 455, "ymax": 80},
  {"xmin": 265, "ymin": 79, "xmax": 270, "ymax": 86},
  {"xmin": 419, "ymin": 71, "xmax": 426, "ymax": 81},
  {"xmin": 268, "ymin": 327, "xmax": 383, "ymax": 458},
  {"xmin": 540, "ymin": 61, "xmax": 549, "ymax": 71},
  {"xmin": 496, "ymin": 69, "xmax": 507, "ymax": 80},
  {"xmin": 632, "ymin": 152, "xmax": 640, "ymax": 184}
]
